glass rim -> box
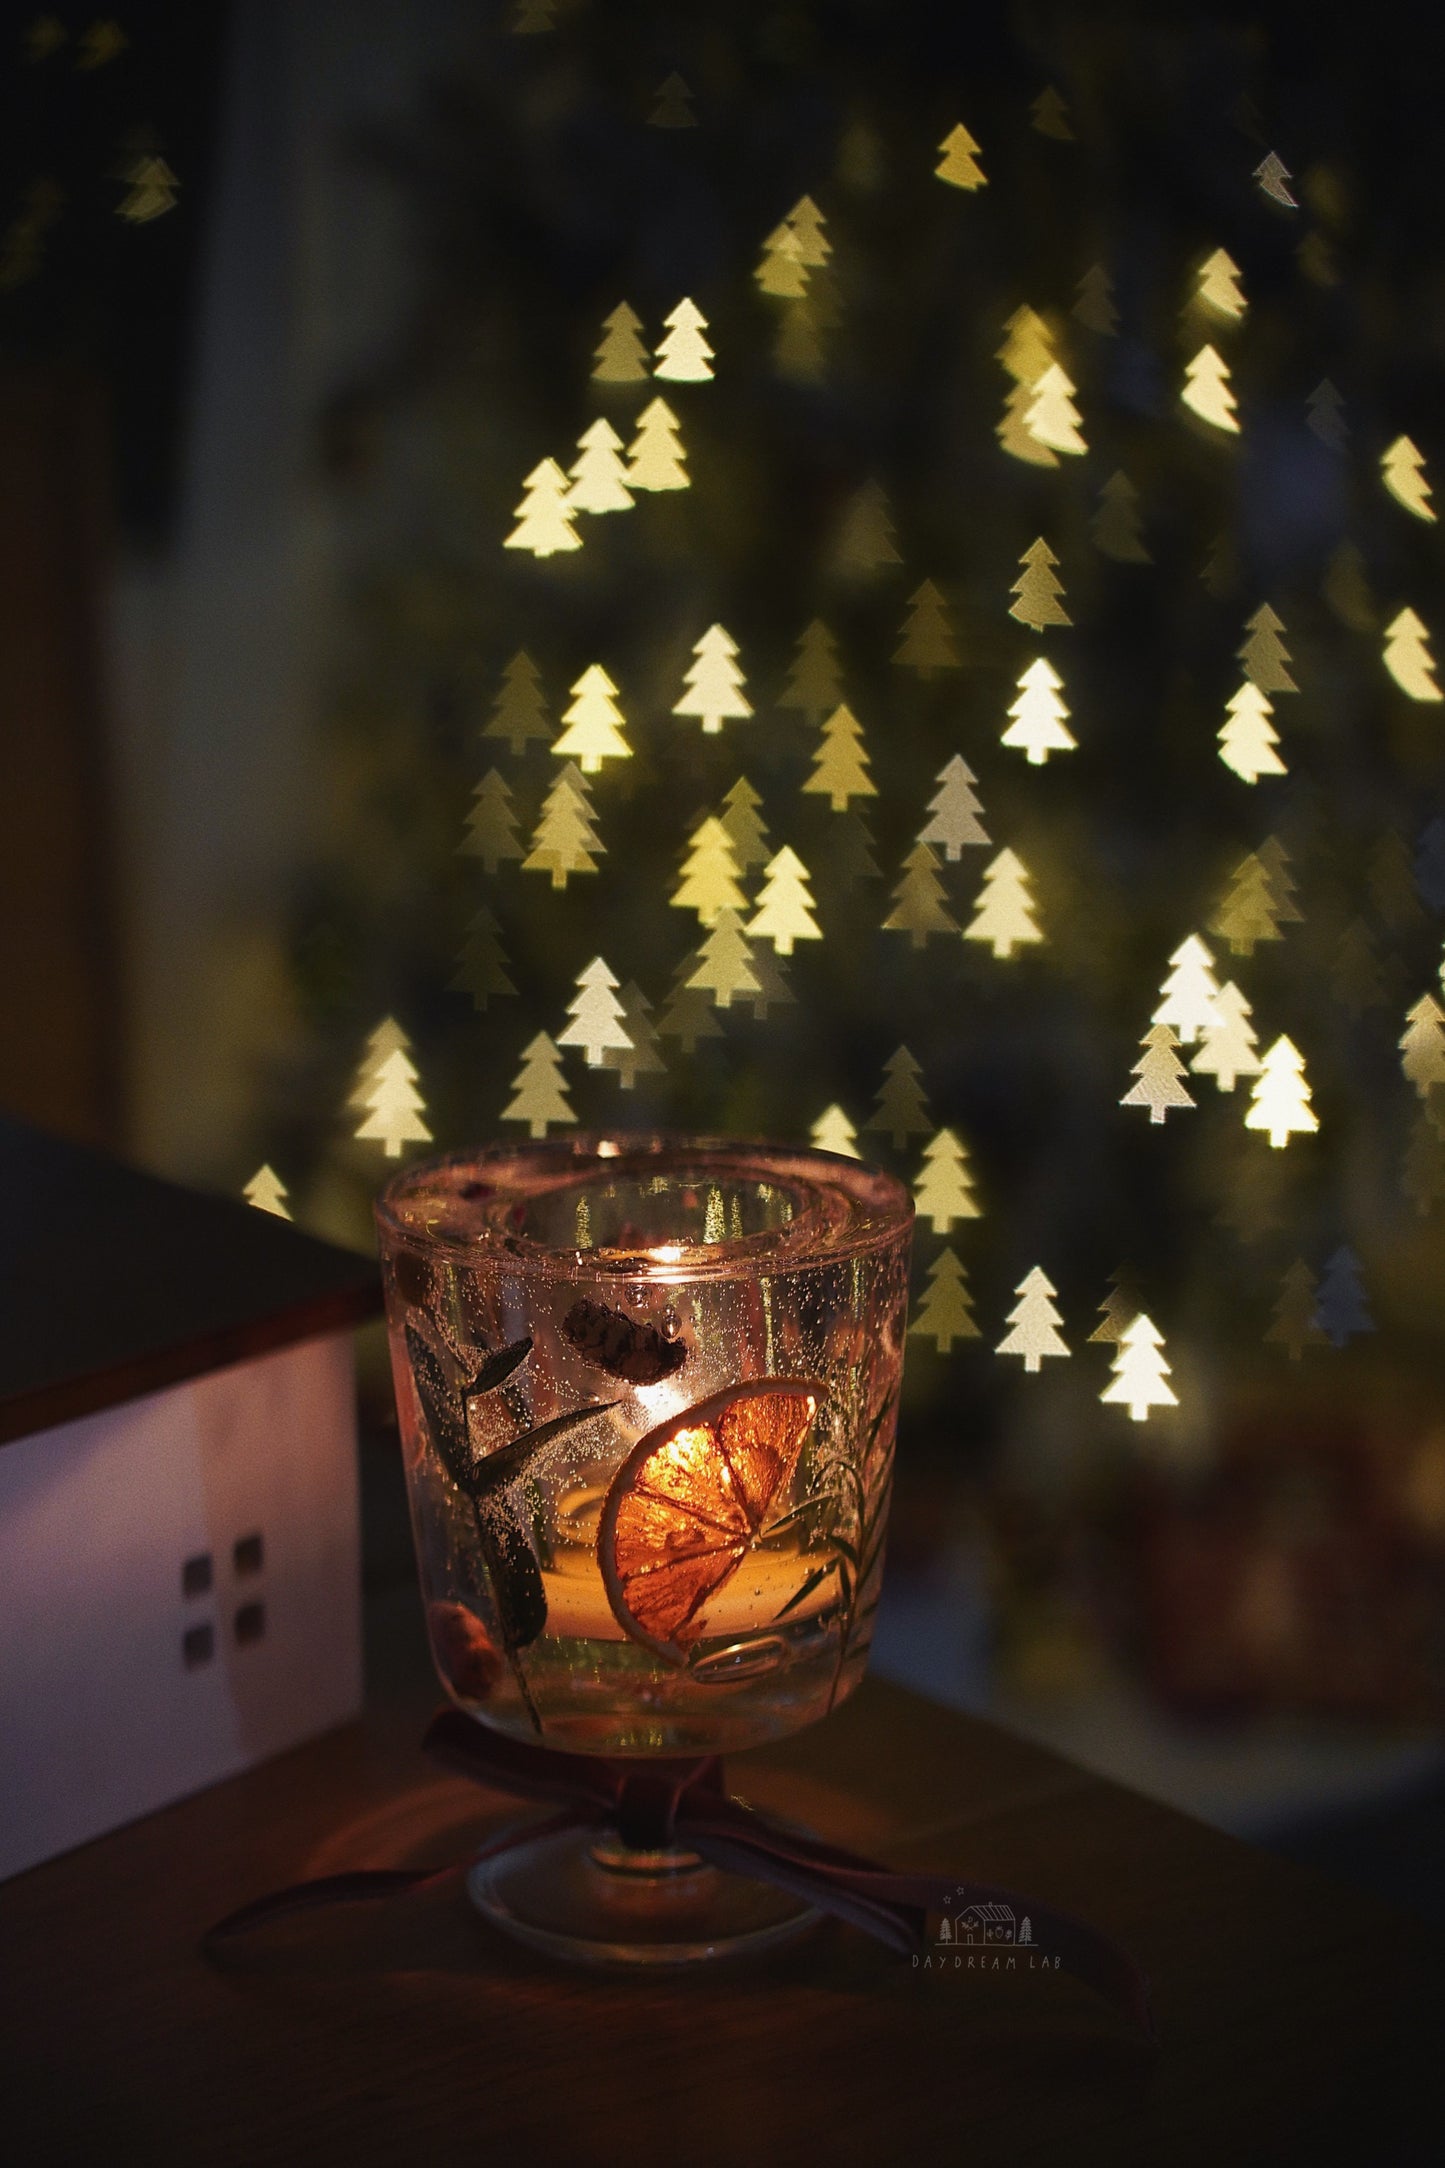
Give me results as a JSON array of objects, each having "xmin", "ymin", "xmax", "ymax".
[{"xmin": 374, "ymin": 1132, "xmax": 914, "ymax": 1280}]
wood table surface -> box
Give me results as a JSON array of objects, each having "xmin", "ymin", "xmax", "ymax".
[{"xmin": 1, "ymin": 1588, "xmax": 1437, "ymax": 2168}]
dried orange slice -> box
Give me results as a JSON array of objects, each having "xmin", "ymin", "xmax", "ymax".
[{"xmin": 598, "ymin": 1378, "xmax": 824, "ymax": 1664}]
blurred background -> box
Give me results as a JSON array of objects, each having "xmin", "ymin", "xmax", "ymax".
[{"xmin": 5, "ymin": 0, "xmax": 1445, "ymax": 1919}]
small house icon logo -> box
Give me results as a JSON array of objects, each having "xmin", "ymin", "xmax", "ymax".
[
  {"xmin": 922, "ymin": 1898, "xmax": 1053, "ymax": 1972},
  {"xmin": 956, "ymin": 1902, "xmax": 1016, "ymax": 1946}
]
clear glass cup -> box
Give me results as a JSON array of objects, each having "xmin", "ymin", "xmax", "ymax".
[{"xmin": 376, "ymin": 1134, "xmax": 914, "ymax": 1962}]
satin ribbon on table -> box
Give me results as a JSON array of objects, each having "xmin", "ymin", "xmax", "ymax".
[{"xmin": 204, "ymin": 1707, "xmax": 1154, "ymax": 2040}]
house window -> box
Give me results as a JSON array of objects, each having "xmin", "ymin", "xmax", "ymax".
[
  {"xmin": 233, "ymin": 1532, "xmax": 264, "ymax": 1577},
  {"xmin": 182, "ymin": 1622, "xmax": 214, "ymax": 1668},
  {"xmin": 181, "ymin": 1553, "xmax": 213, "ymax": 1598},
  {"xmin": 235, "ymin": 1601, "xmax": 266, "ymax": 1647}
]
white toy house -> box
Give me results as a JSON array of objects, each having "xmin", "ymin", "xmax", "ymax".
[{"xmin": 0, "ymin": 1117, "xmax": 381, "ymax": 1882}]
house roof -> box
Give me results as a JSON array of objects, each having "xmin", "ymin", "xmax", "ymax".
[{"xmin": 0, "ymin": 1117, "xmax": 382, "ymax": 1446}]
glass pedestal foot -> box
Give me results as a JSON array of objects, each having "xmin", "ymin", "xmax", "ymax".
[{"xmin": 466, "ymin": 1822, "xmax": 819, "ymax": 1966}]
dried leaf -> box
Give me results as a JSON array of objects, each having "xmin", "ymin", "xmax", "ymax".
[
  {"xmin": 773, "ymin": 1559, "xmax": 837, "ymax": 1620},
  {"xmin": 405, "ymin": 1324, "xmax": 472, "ymax": 1492},
  {"xmin": 475, "ymin": 1497, "xmax": 548, "ymax": 1650},
  {"xmin": 472, "ymin": 1399, "xmax": 621, "ymax": 1497},
  {"xmin": 466, "ymin": 1334, "xmax": 534, "ymax": 1399}
]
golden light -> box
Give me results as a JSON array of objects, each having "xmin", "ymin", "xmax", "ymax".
[
  {"xmin": 914, "ymin": 1128, "xmax": 981, "ymax": 1232},
  {"xmin": 355, "ymin": 1046, "xmax": 432, "ymax": 1159},
  {"xmin": 1218, "ymin": 682, "xmax": 1285, "ymax": 782},
  {"xmin": 1192, "ymin": 247, "xmax": 1246, "ymax": 320},
  {"xmin": 686, "ymin": 908, "xmax": 764, "ymax": 1008},
  {"xmin": 671, "ymin": 816, "xmax": 747, "ymax": 926},
  {"xmin": 626, "ymin": 398, "xmax": 690, "ymax": 491},
  {"xmin": 346, "ymin": 1016, "xmax": 411, "ymax": 1112},
  {"xmin": 936, "ymin": 122, "xmax": 987, "ymax": 190},
  {"xmin": 1211, "ymin": 849, "xmax": 1292, "ymax": 954},
  {"xmin": 523, "ymin": 762, "xmax": 603, "ymax": 888},
  {"xmin": 243, "ymin": 1166, "xmax": 290, "ymax": 1220},
  {"xmin": 1008, "ymin": 538, "xmax": 1071, "ymax": 629},
  {"xmin": 552, "ymin": 665, "xmax": 633, "ymax": 771},
  {"xmin": 504, "ymin": 458, "xmax": 582, "ymax": 555},
  {"xmin": 964, "ymin": 849, "xmax": 1044, "ymax": 958},
  {"xmin": 592, "ymin": 302, "xmax": 650, "ymax": 384},
  {"xmin": 557, "ymin": 958, "xmax": 632, "ymax": 1069},
  {"xmin": 502, "ymin": 1033, "xmax": 577, "ymax": 1138},
  {"xmin": 1383, "ymin": 608, "xmax": 1443, "ymax": 701},
  {"xmin": 654, "ymin": 298, "xmax": 714, "ymax": 382},
  {"xmin": 1399, "ymin": 993, "xmax": 1445, "ymax": 1096},
  {"xmin": 1238, "ymin": 604, "xmax": 1297, "ymax": 693},
  {"xmin": 1245, "ymin": 1035, "xmax": 1318, "ymax": 1148},
  {"xmin": 908, "ymin": 1249, "xmax": 979, "ymax": 1351},
  {"xmin": 1121, "ymin": 1024, "xmax": 1196, "ymax": 1123},
  {"xmin": 747, "ymin": 847, "xmax": 822, "ymax": 955},
  {"xmin": 673, "ymin": 624, "xmax": 751, "ymax": 733},
  {"xmin": 1100, "ymin": 1314, "xmax": 1178, "ymax": 1422},
  {"xmin": 996, "ymin": 1268, "xmax": 1070, "ymax": 1372},
  {"xmin": 1191, "ymin": 982, "xmax": 1263, "ymax": 1092},
  {"xmin": 566, "ymin": 420, "xmax": 634, "ymax": 515},
  {"xmin": 919, "ymin": 754, "xmax": 989, "ymax": 857},
  {"xmin": 1002, "ymin": 656, "xmax": 1075, "ymax": 763},
  {"xmin": 1181, "ymin": 344, "xmax": 1239, "ymax": 433},
  {"xmin": 803, "ymin": 703, "xmax": 877, "ymax": 809},
  {"xmin": 755, "ymin": 220, "xmax": 809, "ymax": 299},
  {"xmin": 884, "ymin": 842, "xmax": 959, "ymax": 948},
  {"xmin": 1382, "ymin": 436, "xmax": 1435, "ymax": 522},
  {"xmin": 998, "ymin": 380, "xmax": 1060, "ymax": 466},
  {"xmin": 1024, "ymin": 364, "xmax": 1087, "ymax": 455},
  {"xmin": 1152, "ymin": 935, "xmax": 1222, "ymax": 1045},
  {"xmin": 810, "ymin": 1104, "xmax": 861, "ymax": 1158}
]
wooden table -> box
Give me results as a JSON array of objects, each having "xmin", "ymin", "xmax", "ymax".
[{"xmin": 2, "ymin": 1589, "xmax": 1436, "ymax": 2167}]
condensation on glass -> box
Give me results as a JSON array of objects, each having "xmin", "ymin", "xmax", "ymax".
[{"xmin": 377, "ymin": 1137, "xmax": 914, "ymax": 1757}]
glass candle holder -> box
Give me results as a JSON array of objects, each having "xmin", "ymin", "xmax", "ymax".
[{"xmin": 376, "ymin": 1135, "xmax": 913, "ymax": 1962}]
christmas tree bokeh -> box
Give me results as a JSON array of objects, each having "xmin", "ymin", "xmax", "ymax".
[{"xmin": 251, "ymin": 3, "xmax": 1445, "ymax": 1724}]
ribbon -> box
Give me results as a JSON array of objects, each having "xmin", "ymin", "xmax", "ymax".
[{"xmin": 205, "ymin": 1709, "xmax": 1154, "ymax": 2040}]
